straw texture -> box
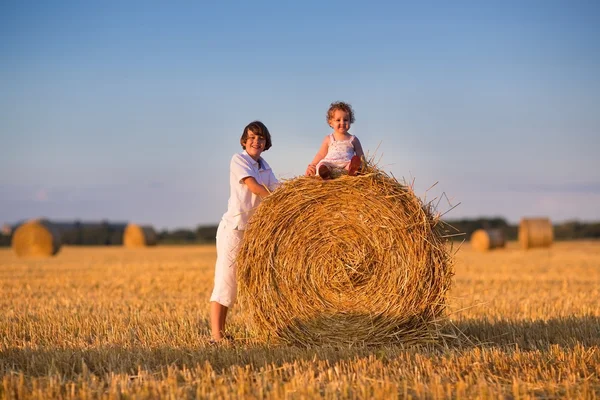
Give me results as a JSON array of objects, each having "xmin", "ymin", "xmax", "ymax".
[
  {"xmin": 11, "ymin": 219, "xmax": 61, "ymax": 257},
  {"xmin": 237, "ymin": 166, "xmax": 454, "ymax": 346},
  {"xmin": 519, "ymin": 218, "xmax": 553, "ymax": 249},
  {"xmin": 471, "ymin": 229, "xmax": 506, "ymax": 252},
  {"xmin": 123, "ymin": 224, "xmax": 158, "ymax": 247}
]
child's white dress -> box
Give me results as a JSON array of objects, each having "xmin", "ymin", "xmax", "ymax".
[{"xmin": 316, "ymin": 133, "xmax": 358, "ymax": 174}]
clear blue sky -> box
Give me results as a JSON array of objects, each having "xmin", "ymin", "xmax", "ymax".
[{"xmin": 1, "ymin": 1, "xmax": 599, "ymax": 230}]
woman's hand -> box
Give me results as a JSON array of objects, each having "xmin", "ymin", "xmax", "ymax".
[
  {"xmin": 305, "ymin": 164, "xmax": 316, "ymax": 176},
  {"xmin": 242, "ymin": 177, "xmax": 271, "ymax": 198}
]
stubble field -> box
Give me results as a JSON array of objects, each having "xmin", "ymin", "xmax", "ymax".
[{"xmin": 1, "ymin": 241, "xmax": 599, "ymax": 399}]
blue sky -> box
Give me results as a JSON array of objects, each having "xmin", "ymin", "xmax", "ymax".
[{"xmin": 1, "ymin": 1, "xmax": 599, "ymax": 230}]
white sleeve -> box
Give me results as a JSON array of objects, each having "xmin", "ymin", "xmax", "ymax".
[
  {"xmin": 230, "ymin": 154, "xmax": 257, "ymax": 184},
  {"xmin": 267, "ymin": 171, "xmax": 280, "ymax": 192}
]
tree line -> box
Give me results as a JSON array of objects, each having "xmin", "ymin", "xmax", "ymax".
[
  {"xmin": 0, "ymin": 221, "xmax": 217, "ymax": 247},
  {"xmin": 441, "ymin": 218, "xmax": 600, "ymax": 241},
  {"xmin": 1, "ymin": 218, "xmax": 600, "ymax": 247}
]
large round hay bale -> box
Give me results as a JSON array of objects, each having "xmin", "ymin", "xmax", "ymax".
[
  {"xmin": 123, "ymin": 224, "xmax": 157, "ymax": 247},
  {"xmin": 518, "ymin": 218, "xmax": 553, "ymax": 249},
  {"xmin": 237, "ymin": 167, "xmax": 454, "ymax": 346},
  {"xmin": 471, "ymin": 228, "xmax": 505, "ymax": 252},
  {"xmin": 11, "ymin": 219, "xmax": 61, "ymax": 257}
]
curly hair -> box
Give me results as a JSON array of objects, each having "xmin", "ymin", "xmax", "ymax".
[
  {"xmin": 326, "ymin": 101, "xmax": 355, "ymax": 125},
  {"xmin": 240, "ymin": 120, "xmax": 272, "ymax": 151}
]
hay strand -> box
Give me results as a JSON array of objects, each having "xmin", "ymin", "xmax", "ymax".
[
  {"xmin": 470, "ymin": 228, "xmax": 506, "ymax": 252},
  {"xmin": 123, "ymin": 224, "xmax": 158, "ymax": 247},
  {"xmin": 237, "ymin": 165, "xmax": 454, "ymax": 346},
  {"xmin": 11, "ymin": 219, "xmax": 61, "ymax": 257},
  {"xmin": 519, "ymin": 218, "xmax": 553, "ymax": 249}
]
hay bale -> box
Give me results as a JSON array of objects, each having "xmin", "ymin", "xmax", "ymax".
[
  {"xmin": 237, "ymin": 166, "xmax": 454, "ymax": 346},
  {"xmin": 11, "ymin": 219, "xmax": 61, "ymax": 257},
  {"xmin": 519, "ymin": 218, "xmax": 553, "ymax": 249},
  {"xmin": 123, "ymin": 224, "xmax": 157, "ymax": 247},
  {"xmin": 470, "ymin": 228, "xmax": 505, "ymax": 252}
]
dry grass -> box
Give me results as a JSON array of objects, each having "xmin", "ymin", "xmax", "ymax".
[
  {"xmin": 1, "ymin": 241, "xmax": 599, "ymax": 399},
  {"xmin": 238, "ymin": 169, "xmax": 453, "ymax": 346}
]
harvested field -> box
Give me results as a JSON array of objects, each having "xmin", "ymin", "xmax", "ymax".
[{"xmin": 1, "ymin": 241, "xmax": 599, "ymax": 398}]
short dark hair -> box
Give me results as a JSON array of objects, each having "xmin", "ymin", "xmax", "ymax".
[
  {"xmin": 327, "ymin": 101, "xmax": 355, "ymax": 124},
  {"xmin": 240, "ymin": 120, "xmax": 272, "ymax": 151}
]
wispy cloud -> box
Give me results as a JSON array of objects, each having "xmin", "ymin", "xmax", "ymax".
[{"xmin": 34, "ymin": 188, "xmax": 49, "ymax": 202}]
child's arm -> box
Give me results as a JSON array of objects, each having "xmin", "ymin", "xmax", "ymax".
[
  {"xmin": 305, "ymin": 136, "xmax": 329, "ymax": 176},
  {"xmin": 353, "ymin": 137, "xmax": 365, "ymax": 158},
  {"xmin": 242, "ymin": 176, "xmax": 271, "ymax": 198}
]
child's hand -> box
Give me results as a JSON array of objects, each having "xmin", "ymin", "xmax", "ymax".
[{"xmin": 305, "ymin": 164, "xmax": 316, "ymax": 176}]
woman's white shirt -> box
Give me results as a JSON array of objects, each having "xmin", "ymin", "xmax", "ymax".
[{"xmin": 221, "ymin": 151, "xmax": 278, "ymax": 230}]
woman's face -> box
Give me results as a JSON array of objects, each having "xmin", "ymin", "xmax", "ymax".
[{"xmin": 244, "ymin": 131, "xmax": 267, "ymax": 160}]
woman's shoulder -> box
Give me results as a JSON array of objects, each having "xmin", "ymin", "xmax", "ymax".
[
  {"xmin": 230, "ymin": 152, "xmax": 244, "ymax": 162},
  {"xmin": 230, "ymin": 152, "xmax": 253, "ymax": 167}
]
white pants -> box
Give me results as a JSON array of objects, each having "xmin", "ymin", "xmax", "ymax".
[{"xmin": 209, "ymin": 221, "xmax": 244, "ymax": 308}]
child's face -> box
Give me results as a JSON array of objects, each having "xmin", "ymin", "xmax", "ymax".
[
  {"xmin": 243, "ymin": 130, "xmax": 267, "ymax": 160},
  {"xmin": 329, "ymin": 110, "xmax": 351, "ymax": 134}
]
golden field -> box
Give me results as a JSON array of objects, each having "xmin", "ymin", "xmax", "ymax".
[{"xmin": 1, "ymin": 241, "xmax": 599, "ymax": 399}]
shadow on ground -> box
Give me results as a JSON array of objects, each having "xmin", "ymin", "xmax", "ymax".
[
  {"xmin": 445, "ymin": 315, "xmax": 600, "ymax": 350},
  {"xmin": 2, "ymin": 316, "xmax": 598, "ymax": 378}
]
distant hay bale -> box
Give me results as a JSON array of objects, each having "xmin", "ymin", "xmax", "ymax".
[
  {"xmin": 237, "ymin": 165, "xmax": 454, "ymax": 346},
  {"xmin": 470, "ymin": 229, "xmax": 506, "ymax": 252},
  {"xmin": 123, "ymin": 224, "xmax": 157, "ymax": 247},
  {"xmin": 519, "ymin": 218, "xmax": 553, "ymax": 249},
  {"xmin": 11, "ymin": 219, "xmax": 61, "ymax": 257}
]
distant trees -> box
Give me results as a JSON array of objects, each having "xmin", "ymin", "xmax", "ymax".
[
  {"xmin": 0, "ymin": 234, "xmax": 10, "ymax": 247},
  {"xmin": 443, "ymin": 218, "xmax": 518, "ymax": 241},
  {"xmin": 196, "ymin": 226, "xmax": 218, "ymax": 243},
  {"xmin": 0, "ymin": 221, "xmax": 218, "ymax": 247},
  {"xmin": 155, "ymin": 225, "xmax": 218, "ymax": 244},
  {"xmin": 1, "ymin": 219, "xmax": 600, "ymax": 248},
  {"xmin": 60, "ymin": 220, "xmax": 126, "ymax": 245},
  {"xmin": 444, "ymin": 218, "xmax": 600, "ymax": 241},
  {"xmin": 554, "ymin": 221, "xmax": 600, "ymax": 240},
  {"xmin": 158, "ymin": 228, "xmax": 199, "ymax": 244}
]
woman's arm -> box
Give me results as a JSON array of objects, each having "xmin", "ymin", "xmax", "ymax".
[
  {"xmin": 305, "ymin": 136, "xmax": 330, "ymax": 176},
  {"xmin": 353, "ymin": 137, "xmax": 364, "ymax": 158},
  {"xmin": 242, "ymin": 176, "xmax": 271, "ymax": 198}
]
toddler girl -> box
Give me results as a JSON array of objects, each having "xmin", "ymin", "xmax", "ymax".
[{"xmin": 305, "ymin": 101, "xmax": 364, "ymax": 179}]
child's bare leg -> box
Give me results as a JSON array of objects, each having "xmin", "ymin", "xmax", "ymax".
[
  {"xmin": 210, "ymin": 301, "xmax": 229, "ymax": 340},
  {"xmin": 318, "ymin": 163, "xmax": 331, "ymax": 180},
  {"xmin": 347, "ymin": 155, "xmax": 361, "ymax": 176}
]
